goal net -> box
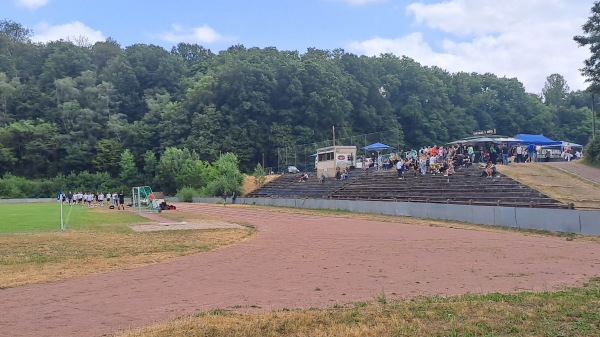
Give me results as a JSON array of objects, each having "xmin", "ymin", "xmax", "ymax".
[{"xmin": 131, "ymin": 186, "xmax": 159, "ymax": 213}]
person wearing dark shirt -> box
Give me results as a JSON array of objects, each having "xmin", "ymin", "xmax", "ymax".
[
  {"xmin": 501, "ymin": 144, "xmax": 509, "ymax": 165},
  {"xmin": 118, "ymin": 191, "xmax": 125, "ymax": 210}
]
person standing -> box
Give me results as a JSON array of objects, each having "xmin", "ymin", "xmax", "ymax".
[
  {"xmin": 516, "ymin": 145, "xmax": 523, "ymax": 163},
  {"xmin": 564, "ymin": 143, "xmax": 572, "ymax": 161},
  {"xmin": 527, "ymin": 143, "xmax": 536, "ymax": 163},
  {"xmin": 467, "ymin": 145, "xmax": 474, "ymax": 163},
  {"xmin": 118, "ymin": 191, "xmax": 125, "ymax": 210},
  {"xmin": 501, "ymin": 144, "xmax": 509, "ymax": 165},
  {"xmin": 396, "ymin": 158, "xmax": 405, "ymax": 179},
  {"xmin": 489, "ymin": 145, "xmax": 498, "ymax": 164}
]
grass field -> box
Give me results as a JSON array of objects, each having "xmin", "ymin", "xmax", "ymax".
[
  {"xmin": 0, "ymin": 202, "xmax": 147, "ymax": 233},
  {"xmin": 0, "ymin": 203, "xmax": 256, "ymax": 288}
]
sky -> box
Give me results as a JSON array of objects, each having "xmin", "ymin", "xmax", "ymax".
[{"xmin": 0, "ymin": 0, "xmax": 594, "ymax": 94}]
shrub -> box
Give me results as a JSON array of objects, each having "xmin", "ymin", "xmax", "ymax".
[
  {"xmin": 253, "ymin": 163, "xmax": 267, "ymax": 188},
  {"xmin": 176, "ymin": 186, "xmax": 198, "ymax": 202},
  {"xmin": 0, "ymin": 174, "xmax": 56, "ymax": 198},
  {"xmin": 584, "ymin": 136, "xmax": 600, "ymax": 165}
]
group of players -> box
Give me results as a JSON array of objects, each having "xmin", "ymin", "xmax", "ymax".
[{"xmin": 63, "ymin": 191, "xmax": 125, "ymax": 210}]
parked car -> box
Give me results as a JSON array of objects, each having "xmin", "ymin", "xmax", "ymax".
[{"xmin": 287, "ymin": 165, "xmax": 300, "ymax": 174}]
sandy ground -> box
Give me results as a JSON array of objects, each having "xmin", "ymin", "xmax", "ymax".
[
  {"xmin": 0, "ymin": 203, "xmax": 599, "ymax": 337},
  {"xmin": 130, "ymin": 220, "xmax": 246, "ymax": 232}
]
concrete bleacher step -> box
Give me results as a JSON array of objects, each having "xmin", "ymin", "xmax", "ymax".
[{"xmin": 245, "ymin": 165, "xmax": 568, "ymax": 209}]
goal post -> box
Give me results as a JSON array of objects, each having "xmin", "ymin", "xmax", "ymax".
[{"xmin": 131, "ymin": 186, "xmax": 159, "ymax": 213}]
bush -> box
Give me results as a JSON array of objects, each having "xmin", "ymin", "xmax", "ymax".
[
  {"xmin": 176, "ymin": 186, "xmax": 198, "ymax": 202},
  {"xmin": 0, "ymin": 174, "xmax": 58, "ymax": 198},
  {"xmin": 584, "ymin": 136, "xmax": 600, "ymax": 165}
]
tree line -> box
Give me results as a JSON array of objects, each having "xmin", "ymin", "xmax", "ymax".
[{"xmin": 0, "ymin": 18, "xmax": 597, "ymax": 195}]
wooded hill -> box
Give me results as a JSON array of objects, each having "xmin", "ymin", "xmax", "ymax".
[{"xmin": 0, "ymin": 20, "xmax": 594, "ymax": 178}]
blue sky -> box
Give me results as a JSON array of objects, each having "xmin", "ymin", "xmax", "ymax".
[{"xmin": 0, "ymin": 0, "xmax": 593, "ymax": 93}]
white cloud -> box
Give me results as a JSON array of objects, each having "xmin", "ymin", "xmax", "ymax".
[
  {"xmin": 31, "ymin": 21, "xmax": 105, "ymax": 44},
  {"xmin": 158, "ymin": 24, "xmax": 235, "ymax": 44},
  {"xmin": 14, "ymin": 0, "xmax": 49, "ymax": 10},
  {"xmin": 348, "ymin": 0, "xmax": 591, "ymax": 93}
]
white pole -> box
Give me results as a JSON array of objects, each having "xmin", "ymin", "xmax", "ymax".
[
  {"xmin": 60, "ymin": 193, "xmax": 64, "ymax": 231},
  {"xmin": 332, "ymin": 126, "xmax": 335, "ymax": 147}
]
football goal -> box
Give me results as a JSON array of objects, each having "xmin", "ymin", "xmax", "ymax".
[{"xmin": 131, "ymin": 186, "xmax": 160, "ymax": 213}]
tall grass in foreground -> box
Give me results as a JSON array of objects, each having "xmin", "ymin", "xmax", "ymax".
[{"xmin": 120, "ymin": 278, "xmax": 600, "ymax": 337}]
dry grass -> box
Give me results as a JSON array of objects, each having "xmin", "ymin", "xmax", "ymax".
[
  {"xmin": 496, "ymin": 164, "xmax": 600, "ymax": 209},
  {"xmin": 117, "ymin": 278, "xmax": 600, "ymax": 337},
  {"xmin": 242, "ymin": 174, "xmax": 280, "ymax": 195},
  {"xmin": 0, "ymin": 211, "xmax": 256, "ymax": 288}
]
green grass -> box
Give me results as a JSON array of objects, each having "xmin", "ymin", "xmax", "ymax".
[{"xmin": 0, "ymin": 202, "xmax": 148, "ymax": 234}]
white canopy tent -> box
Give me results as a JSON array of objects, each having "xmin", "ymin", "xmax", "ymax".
[{"xmin": 447, "ymin": 135, "xmax": 522, "ymax": 145}]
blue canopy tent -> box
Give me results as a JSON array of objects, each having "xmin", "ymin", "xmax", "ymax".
[
  {"xmin": 361, "ymin": 142, "xmax": 393, "ymax": 151},
  {"xmin": 509, "ymin": 134, "xmax": 563, "ymax": 162},
  {"xmin": 361, "ymin": 142, "xmax": 394, "ymax": 169},
  {"xmin": 511, "ymin": 134, "xmax": 562, "ymax": 146}
]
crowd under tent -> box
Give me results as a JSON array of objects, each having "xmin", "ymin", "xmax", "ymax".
[
  {"xmin": 447, "ymin": 135, "xmax": 522, "ymax": 145},
  {"xmin": 360, "ymin": 142, "xmax": 395, "ymax": 169}
]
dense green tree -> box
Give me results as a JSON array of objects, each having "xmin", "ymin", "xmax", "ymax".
[
  {"xmin": 155, "ymin": 147, "xmax": 194, "ymax": 195},
  {"xmin": 142, "ymin": 150, "xmax": 157, "ymax": 186},
  {"xmin": 0, "ymin": 19, "xmax": 594, "ymax": 181},
  {"xmin": 543, "ymin": 74, "xmax": 570, "ymax": 107},
  {"xmin": 91, "ymin": 38, "xmax": 122, "ymax": 72},
  {"xmin": 118, "ymin": 149, "xmax": 140, "ymax": 187},
  {"xmin": 585, "ymin": 136, "xmax": 600, "ymax": 164},
  {"xmin": 99, "ymin": 55, "xmax": 142, "ymax": 120},
  {"xmin": 0, "ymin": 19, "xmax": 33, "ymax": 42},
  {"xmin": 40, "ymin": 41, "xmax": 93, "ymax": 86},
  {"xmin": 0, "ymin": 72, "xmax": 21, "ymax": 125},
  {"xmin": 574, "ymin": 2, "xmax": 600, "ymax": 89},
  {"xmin": 92, "ymin": 139, "xmax": 123, "ymax": 176},
  {"xmin": 171, "ymin": 42, "xmax": 214, "ymax": 75},
  {"xmin": 124, "ymin": 44, "xmax": 184, "ymax": 93},
  {"xmin": 203, "ymin": 152, "xmax": 244, "ymax": 197}
]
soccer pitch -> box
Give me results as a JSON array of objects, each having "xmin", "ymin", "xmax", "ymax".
[{"xmin": 0, "ymin": 202, "xmax": 148, "ymax": 234}]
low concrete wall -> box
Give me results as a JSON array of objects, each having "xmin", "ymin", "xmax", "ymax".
[{"xmin": 188, "ymin": 197, "xmax": 600, "ymax": 236}]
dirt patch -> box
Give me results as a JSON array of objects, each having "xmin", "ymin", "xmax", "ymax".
[{"xmin": 130, "ymin": 221, "xmax": 247, "ymax": 232}]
